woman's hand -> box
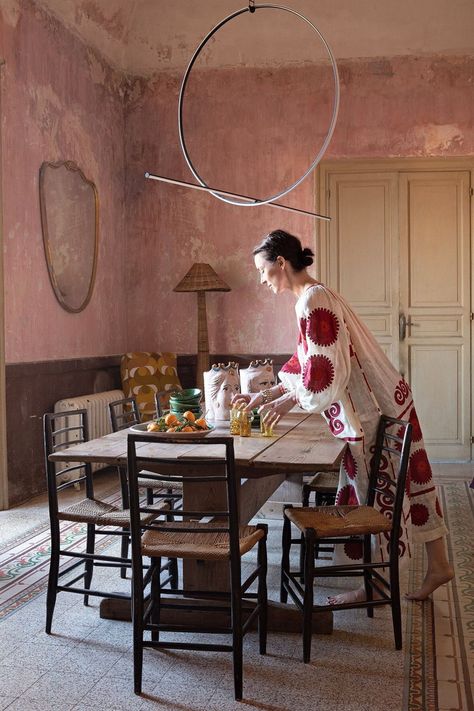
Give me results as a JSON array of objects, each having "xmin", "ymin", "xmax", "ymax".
[
  {"xmin": 259, "ymin": 392, "xmax": 296, "ymax": 427},
  {"xmin": 231, "ymin": 392, "xmax": 262, "ymax": 412}
]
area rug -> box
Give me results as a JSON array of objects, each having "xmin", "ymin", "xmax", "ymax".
[
  {"xmin": 0, "ymin": 491, "xmax": 122, "ymax": 620},
  {"xmin": 403, "ymin": 480, "xmax": 474, "ymax": 711}
]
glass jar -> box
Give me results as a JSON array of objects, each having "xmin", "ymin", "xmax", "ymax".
[
  {"xmin": 229, "ymin": 407, "xmax": 241, "ymax": 435},
  {"xmin": 260, "ymin": 417, "xmax": 274, "ymax": 437},
  {"xmin": 229, "ymin": 408, "xmax": 254, "ymax": 436},
  {"xmin": 238, "ymin": 410, "xmax": 254, "ymax": 437}
]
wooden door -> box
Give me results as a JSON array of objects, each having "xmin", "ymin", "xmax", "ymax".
[
  {"xmin": 324, "ymin": 166, "xmax": 471, "ymax": 460},
  {"xmin": 399, "ymin": 171, "xmax": 471, "ymax": 460}
]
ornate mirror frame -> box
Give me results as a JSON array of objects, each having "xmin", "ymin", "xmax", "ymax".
[{"xmin": 39, "ymin": 160, "xmax": 99, "ymax": 313}]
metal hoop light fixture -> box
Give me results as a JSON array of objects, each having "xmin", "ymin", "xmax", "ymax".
[{"xmin": 177, "ymin": 3, "xmax": 340, "ymax": 208}]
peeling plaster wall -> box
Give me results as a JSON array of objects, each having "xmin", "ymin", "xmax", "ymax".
[
  {"xmin": 1, "ymin": 0, "xmax": 127, "ymax": 363},
  {"xmin": 124, "ymin": 55, "xmax": 474, "ymax": 357}
]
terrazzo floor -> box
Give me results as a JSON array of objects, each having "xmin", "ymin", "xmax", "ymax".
[{"xmin": 0, "ymin": 464, "xmax": 472, "ymax": 711}]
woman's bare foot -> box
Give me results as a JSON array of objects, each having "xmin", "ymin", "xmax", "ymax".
[{"xmin": 405, "ymin": 566, "xmax": 454, "ymax": 601}]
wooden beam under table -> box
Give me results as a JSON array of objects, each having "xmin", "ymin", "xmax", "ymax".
[{"xmin": 100, "ymin": 597, "xmax": 333, "ymax": 635}]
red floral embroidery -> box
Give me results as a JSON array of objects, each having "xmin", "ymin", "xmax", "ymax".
[
  {"xmin": 411, "ymin": 503, "xmax": 429, "ymax": 527},
  {"xmin": 307, "ymin": 308, "xmax": 339, "ymax": 347},
  {"xmin": 435, "ymin": 497, "xmax": 443, "ymax": 519},
  {"xmin": 409, "ymin": 408, "xmax": 423, "ymax": 442},
  {"xmin": 323, "ymin": 402, "xmax": 344, "ymax": 435},
  {"xmin": 303, "ymin": 355, "xmax": 334, "ymax": 393},
  {"xmin": 394, "ymin": 379, "xmax": 410, "ymax": 406},
  {"xmin": 342, "ymin": 447, "xmax": 357, "ymax": 480},
  {"xmin": 281, "ymin": 353, "xmax": 301, "ymax": 375},
  {"xmin": 344, "ymin": 540, "xmax": 363, "ymax": 561},
  {"xmin": 335, "ymin": 484, "xmax": 358, "ymax": 506},
  {"xmin": 409, "ymin": 449, "xmax": 432, "ymax": 485}
]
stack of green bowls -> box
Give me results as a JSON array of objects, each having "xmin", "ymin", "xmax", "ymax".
[{"xmin": 169, "ymin": 388, "xmax": 202, "ymax": 418}]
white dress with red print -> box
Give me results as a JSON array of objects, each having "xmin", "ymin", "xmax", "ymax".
[{"xmin": 278, "ymin": 284, "xmax": 447, "ymax": 565}]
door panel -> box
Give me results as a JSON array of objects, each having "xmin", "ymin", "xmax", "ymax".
[
  {"xmin": 400, "ymin": 171, "xmax": 471, "ymax": 460},
  {"xmin": 410, "ymin": 344, "xmax": 463, "ymax": 444},
  {"xmin": 328, "ymin": 172, "xmax": 399, "ymax": 367}
]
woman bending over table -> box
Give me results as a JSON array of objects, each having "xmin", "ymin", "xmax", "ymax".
[{"xmin": 233, "ymin": 229, "xmax": 454, "ymax": 603}]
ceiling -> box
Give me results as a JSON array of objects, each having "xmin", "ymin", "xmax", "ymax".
[{"xmin": 37, "ymin": 0, "xmax": 474, "ymax": 76}]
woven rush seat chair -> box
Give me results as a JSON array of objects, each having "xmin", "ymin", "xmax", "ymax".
[
  {"xmin": 301, "ymin": 469, "xmax": 339, "ymax": 562},
  {"xmin": 281, "ymin": 415, "xmax": 412, "ymax": 663},
  {"xmin": 109, "ymin": 396, "xmax": 183, "ymax": 509},
  {"xmin": 154, "ymin": 387, "xmax": 183, "ymax": 417},
  {"xmin": 43, "ymin": 410, "xmax": 170, "ymax": 634},
  {"xmin": 302, "ymin": 470, "xmax": 339, "ymax": 507},
  {"xmin": 127, "ymin": 433, "xmax": 268, "ymax": 701}
]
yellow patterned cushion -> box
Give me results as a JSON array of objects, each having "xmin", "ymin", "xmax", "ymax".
[{"xmin": 120, "ymin": 352, "xmax": 182, "ymax": 421}]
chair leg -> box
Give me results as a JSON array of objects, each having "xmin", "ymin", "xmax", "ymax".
[
  {"xmin": 257, "ymin": 532, "xmax": 268, "ymax": 655},
  {"xmin": 150, "ymin": 557, "xmax": 161, "ymax": 643},
  {"xmin": 133, "ymin": 558, "xmax": 145, "ymax": 695},
  {"xmin": 46, "ymin": 525, "xmax": 60, "ymax": 634},
  {"xmin": 83, "ymin": 523, "xmax": 95, "ymax": 606},
  {"xmin": 390, "ymin": 552, "xmax": 402, "ymax": 650},
  {"xmin": 302, "ymin": 483, "xmax": 311, "ymax": 507},
  {"xmin": 118, "ymin": 465, "xmax": 129, "ymax": 509},
  {"xmin": 363, "ymin": 533, "xmax": 373, "ymax": 618},
  {"xmin": 169, "ymin": 557, "xmax": 179, "ymax": 589},
  {"xmin": 300, "ymin": 530, "xmax": 308, "ymax": 582},
  {"xmin": 231, "ymin": 588, "xmax": 243, "ymax": 701},
  {"xmin": 146, "ymin": 488, "xmax": 154, "ymax": 506},
  {"xmin": 120, "ymin": 528, "xmax": 130, "ymax": 579},
  {"xmin": 302, "ymin": 531, "xmax": 315, "ymax": 664},
  {"xmin": 280, "ymin": 511, "xmax": 292, "ymax": 604}
]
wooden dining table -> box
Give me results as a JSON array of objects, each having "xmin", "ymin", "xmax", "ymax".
[{"xmin": 49, "ymin": 409, "xmax": 344, "ymax": 634}]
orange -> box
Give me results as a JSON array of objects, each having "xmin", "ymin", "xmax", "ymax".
[
  {"xmin": 164, "ymin": 413, "xmax": 178, "ymax": 426},
  {"xmin": 195, "ymin": 418, "xmax": 208, "ymax": 429},
  {"xmin": 166, "ymin": 426, "xmax": 178, "ymax": 432},
  {"xmin": 147, "ymin": 422, "xmax": 160, "ymax": 432},
  {"xmin": 182, "ymin": 425, "xmax": 194, "ymax": 432},
  {"xmin": 182, "ymin": 411, "xmax": 195, "ymax": 422}
]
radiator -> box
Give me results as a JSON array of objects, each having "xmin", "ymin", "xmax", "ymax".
[{"xmin": 54, "ymin": 389, "xmax": 125, "ymax": 475}]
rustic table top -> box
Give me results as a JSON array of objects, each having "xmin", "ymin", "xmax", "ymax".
[{"xmin": 49, "ymin": 410, "xmax": 344, "ymax": 473}]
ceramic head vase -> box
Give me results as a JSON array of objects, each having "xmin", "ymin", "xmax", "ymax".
[
  {"xmin": 203, "ymin": 362, "xmax": 240, "ymax": 421},
  {"xmin": 240, "ymin": 359, "xmax": 276, "ymax": 394}
]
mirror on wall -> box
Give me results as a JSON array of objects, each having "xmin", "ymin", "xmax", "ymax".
[{"xmin": 39, "ymin": 160, "xmax": 99, "ymax": 313}]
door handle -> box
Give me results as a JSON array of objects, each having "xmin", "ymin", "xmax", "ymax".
[{"xmin": 399, "ymin": 313, "xmax": 418, "ymax": 340}]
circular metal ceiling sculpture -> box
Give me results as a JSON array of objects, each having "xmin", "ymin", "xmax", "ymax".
[
  {"xmin": 146, "ymin": 3, "xmax": 340, "ymax": 221},
  {"xmin": 177, "ymin": 3, "xmax": 340, "ymax": 208}
]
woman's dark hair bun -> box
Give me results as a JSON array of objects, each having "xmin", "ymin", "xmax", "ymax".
[{"xmin": 301, "ymin": 247, "xmax": 314, "ymax": 267}]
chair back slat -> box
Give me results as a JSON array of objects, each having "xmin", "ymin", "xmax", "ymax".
[
  {"xmin": 154, "ymin": 388, "xmax": 182, "ymax": 417},
  {"xmin": 43, "ymin": 410, "xmax": 94, "ymax": 510},
  {"xmin": 127, "ymin": 433, "xmax": 240, "ymax": 566},
  {"xmin": 109, "ymin": 396, "xmax": 140, "ymax": 432},
  {"xmin": 366, "ymin": 415, "xmax": 412, "ymax": 549}
]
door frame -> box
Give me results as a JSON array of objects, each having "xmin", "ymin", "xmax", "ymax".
[{"xmin": 316, "ymin": 157, "xmax": 474, "ymax": 461}]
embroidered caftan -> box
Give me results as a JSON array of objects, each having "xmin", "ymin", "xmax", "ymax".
[{"xmin": 278, "ymin": 284, "xmax": 447, "ymax": 564}]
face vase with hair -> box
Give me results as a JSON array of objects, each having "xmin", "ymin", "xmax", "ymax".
[
  {"xmin": 240, "ymin": 361, "xmax": 276, "ymax": 394},
  {"xmin": 203, "ymin": 364, "xmax": 240, "ymax": 421}
]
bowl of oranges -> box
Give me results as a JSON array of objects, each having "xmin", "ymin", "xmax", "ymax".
[{"xmin": 130, "ymin": 410, "xmax": 213, "ymax": 438}]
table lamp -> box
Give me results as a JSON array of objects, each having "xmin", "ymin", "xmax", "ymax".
[{"xmin": 173, "ymin": 263, "xmax": 231, "ymax": 392}]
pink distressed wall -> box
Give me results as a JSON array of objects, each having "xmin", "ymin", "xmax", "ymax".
[
  {"xmin": 1, "ymin": 0, "xmax": 127, "ymax": 363},
  {"xmin": 2, "ymin": 0, "xmax": 474, "ymax": 366},
  {"xmin": 124, "ymin": 56, "xmax": 474, "ymax": 357}
]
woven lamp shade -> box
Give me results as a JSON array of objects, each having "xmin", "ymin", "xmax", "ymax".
[
  {"xmin": 173, "ymin": 263, "xmax": 231, "ymax": 293},
  {"xmin": 173, "ymin": 263, "xmax": 231, "ymax": 392}
]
